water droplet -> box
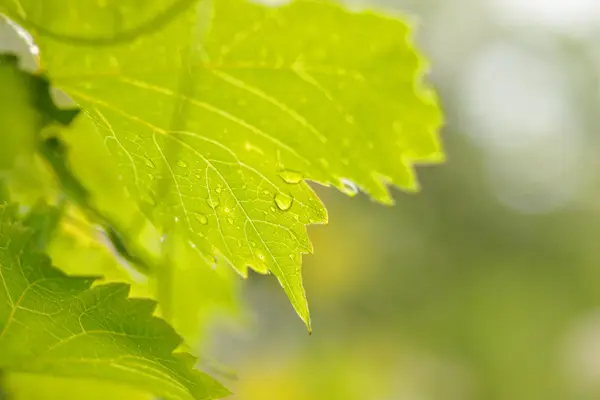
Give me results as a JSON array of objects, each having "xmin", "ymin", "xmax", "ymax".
[
  {"xmin": 257, "ymin": 252, "xmax": 265, "ymax": 261},
  {"xmin": 270, "ymin": 206, "xmax": 276, "ymax": 212},
  {"xmin": 215, "ymin": 185, "xmax": 222, "ymax": 194},
  {"xmin": 227, "ymin": 217, "xmax": 234, "ymax": 224},
  {"xmin": 224, "ymin": 207, "xmax": 230, "ymax": 213},
  {"xmin": 340, "ymin": 178, "xmax": 359, "ymax": 196},
  {"xmin": 207, "ymin": 198, "xmax": 220, "ymax": 208},
  {"xmin": 195, "ymin": 173, "xmax": 202, "ymax": 179},
  {"xmin": 177, "ymin": 160, "xmax": 188, "ymax": 168},
  {"xmin": 274, "ymin": 193, "xmax": 293, "ymax": 211},
  {"xmin": 263, "ymin": 190, "xmax": 270, "ymax": 196},
  {"xmin": 278, "ymin": 169, "xmax": 303, "ymax": 184},
  {"xmin": 195, "ymin": 214, "xmax": 208, "ymax": 225},
  {"xmin": 250, "ymin": 241, "xmax": 257, "ymax": 247}
]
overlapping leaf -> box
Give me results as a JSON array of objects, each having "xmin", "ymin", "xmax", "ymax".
[
  {"xmin": 0, "ymin": 53, "xmax": 78, "ymax": 170},
  {"xmin": 0, "ymin": 204, "xmax": 229, "ymax": 399},
  {"xmin": 0, "ymin": 52, "xmax": 78, "ymax": 205},
  {"xmin": 0, "ymin": 0, "xmax": 443, "ymax": 327}
]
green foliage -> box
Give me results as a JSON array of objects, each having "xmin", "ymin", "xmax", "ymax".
[
  {"xmin": 0, "ymin": 204, "xmax": 228, "ymax": 399},
  {"xmin": 0, "ymin": 0, "xmax": 443, "ymax": 397},
  {"xmin": 0, "ymin": 53, "xmax": 78, "ymax": 170},
  {"xmin": 1, "ymin": 0, "xmax": 441, "ymax": 328}
]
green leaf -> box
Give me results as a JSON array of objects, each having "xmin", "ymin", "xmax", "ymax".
[
  {"xmin": 0, "ymin": 44, "xmax": 75, "ymax": 205},
  {"xmin": 0, "ymin": 204, "xmax": 229, "ymax": 400},
  {"xmin": 45, "ymin": 205, "xmax": 239, "ymax": 344},
  {"xmin": 0, "ymin": 53, "xmax": 79, "ymax": 165},
  {"xmin": 0, "ymin": 0, "xmax": 443, "ymax": 328},
  {"xmin": 153, "ymin": 233, "xmax": 241, "ymax": 343},
  {"xmin": 5, "ymin": 374, "xmax": 152, "ymax": 400}
]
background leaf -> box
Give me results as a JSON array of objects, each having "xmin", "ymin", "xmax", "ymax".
[
  {"xmin": 5, "ymin": 374, "xmax": 151, "ymax": 400},
  {"xmin": 0, "ymin": 53, "xmax": 78, "ymax": 170},
  {"xmin": 0, "ymin": 204, "xmax": 229, "ymax": 400}
]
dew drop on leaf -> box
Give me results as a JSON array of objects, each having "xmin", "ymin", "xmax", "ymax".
[
  {"xmin": 207, "ymin": 198, "xmax": 220, "ymax": 209},
  {"xmin": 177, "ymin": 160, "xmax": 188, "ymax": 168},
  {"xmin": 227, "ymin": 217, "xmax": 234, "ymax": 224},
  {"xmin": 274, "ymin": 193, "xmax": 293, "ymax": 211},
  {"xmin": 278, "ymin": 169, "xmax": 303, "ymax": 184},
  {"xmin": 340, "ymin": 178, "xmax": 359, "ymax": 196},
  {"xmin": 195, "ymin": 214, "xmax": 208, "ymax": 225},
  {"xmin": 215, "ymin": 185, "xmax": 222, "ymax": 194}
]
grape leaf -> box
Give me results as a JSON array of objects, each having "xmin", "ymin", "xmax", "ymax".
[
  {"xmin": 0, "ymin": 0, "xmax": 443, "ymax": 328},
  {"xmin": 0, "ymin": 204, "xmax": 229, "ymax": 400}
]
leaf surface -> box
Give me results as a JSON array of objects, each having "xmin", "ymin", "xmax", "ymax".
[
  {"xmin": 0, "ymin": 204, "xmax": 229, "ymax": 400},
  {"xmin": 0, "ymin": 52, "xmax": 79, "ymax": 167},
  {"xmin": 5, "ymin": 374, "xmax": 152, "ymax": 400},
  {"xmin": 0, "ymin": 0, "xmax": 443, "ymax": 327}
]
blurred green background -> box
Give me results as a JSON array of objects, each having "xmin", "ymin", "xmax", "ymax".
[{"xmin": 202, "ymin": 1, "xmax": 600, "ymax": 399}]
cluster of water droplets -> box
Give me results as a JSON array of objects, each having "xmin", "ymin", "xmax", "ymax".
[
  {"xmin": 192, "ymin": 169, "xmax": 306, "ymax": 226},
  {"xmin": 144, "ymin": 163, "xmax": 313, "ymax": 228}
]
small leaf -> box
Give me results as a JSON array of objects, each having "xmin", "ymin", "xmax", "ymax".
[{"xmin": 0, "ymin": 204, "xmax": 229, "ymax": 400}]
